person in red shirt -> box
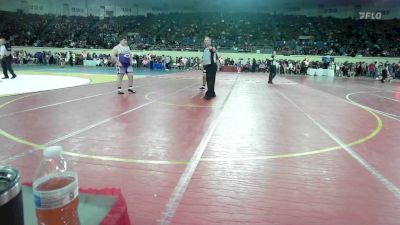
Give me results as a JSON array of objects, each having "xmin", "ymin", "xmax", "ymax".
[{"xmin": 368, "ymin": 62, "xmax": 377, "ymax": 78}]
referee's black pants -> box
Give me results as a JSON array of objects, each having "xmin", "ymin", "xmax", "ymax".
[
  {"xmin": 205, "ymin": 63, "xmax": 217, "ymax": 97},
  {"xmin": 2, "ymin": 56, "xmax": 16, "ymax": 78},
  {"xmin": 268, "ymin": 70, "xmax": 276, "ymax": 83}
]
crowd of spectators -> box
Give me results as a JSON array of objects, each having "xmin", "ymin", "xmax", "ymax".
[
  {"xmin": 1, "ymin": 11, "xmax": 399, "ymax": 57},
  {"xmin": 12, "ymin": 48, "xmax": 400, "ymax": 79},
  {"xmin": 12, "ymin": 50, "xmax": 202, "ymax": 70},
  {"xmin": 3, "ymin": 10, "xmax": 399, "ymax": 79},
  {"xmin": 221, "ymin": 57, "xmax": 400, "ymax": 79}
]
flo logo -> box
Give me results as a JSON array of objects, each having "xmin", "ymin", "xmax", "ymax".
[{"xmin": 359, "ymin": 12, "xmax": 382, "ymax": 20}]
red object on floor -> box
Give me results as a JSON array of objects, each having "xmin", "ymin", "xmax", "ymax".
[
  {"xmin": 221, "ymin": 66, "xmax": 238, "ymax": 72},
  {"xmin": 23, "ymin": 183, "xmax": 131, "ymax": 225},
  {"xmin": 83, "ymin": 187, "xmax": 131, "ymax": 225}
]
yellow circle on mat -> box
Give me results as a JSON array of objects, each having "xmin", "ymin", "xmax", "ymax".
[{"xmin": 0, "ymin": 90, "xmax": 382, "ymax": 165}]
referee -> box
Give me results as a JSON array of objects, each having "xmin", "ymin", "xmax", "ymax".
[
  {"xmin": 268, "ymin": 56, "xmax": 277, "ymax": 84},
  {"xmin": 0, "ymin": 38, "xmax": 17, "ymax": 79},
  {"xmin": 202, "ymin": 36, "xmax": 218, "ymax": 100}
]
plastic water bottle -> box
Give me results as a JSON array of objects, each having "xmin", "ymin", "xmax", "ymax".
[{"xmin": 33, "ymin": 146, "xmax": 80, "ymax": 225}]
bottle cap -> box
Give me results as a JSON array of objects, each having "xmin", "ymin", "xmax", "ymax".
[{"xmin": 43, "ymin": 146, "xmax": 63, "ymax": 158}]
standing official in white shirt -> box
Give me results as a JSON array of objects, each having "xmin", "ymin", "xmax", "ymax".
[
  {"xmin": 202, "ymin": 36, "xmax": 218, "ymax": 100},
  {"xmin": 0, "ymin": 38, "xmax": 17, "ymax": 79}
]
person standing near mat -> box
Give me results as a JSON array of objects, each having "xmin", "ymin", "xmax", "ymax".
[
  {"xmin": 111, "ymin": 37, "xmax": 135, "ymax": 95},
  {"xmin": 0, "ymin": 38, "xmax": 17, "ymax": 79},
  {"xmin": 202, "ymin": 36, "xmax": 218, "ymax": 100},
  {"xmin": 380, "ymin": 64, "xmax": 388, "ymax": 83},
  {"xmin": 268, "ymin": 56, "xmax": 277, "ymax": 84}
]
